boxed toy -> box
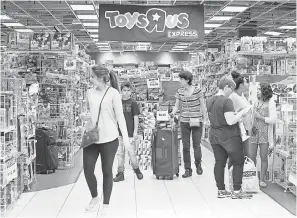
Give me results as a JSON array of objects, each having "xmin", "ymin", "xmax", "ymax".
[{"xmin": 30, "ymin": 33, "xmax": 51, "ymax": 50}]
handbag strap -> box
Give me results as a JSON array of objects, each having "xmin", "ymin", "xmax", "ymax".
[{"xmin": 95, "ymin": 87, "xmax": 110, "ymax": 127}]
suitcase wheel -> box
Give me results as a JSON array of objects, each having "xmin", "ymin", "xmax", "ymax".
[
  {"xmin": 168, "ymin": 177, "xmax": 173, "ymax": 180},
  {"xmin": 156, "ymin": 176, "xmax": 159, "ymax": 180},
  {"xmin": 176, "ymin": 173, "xmax": 179, "ymax": 177}
]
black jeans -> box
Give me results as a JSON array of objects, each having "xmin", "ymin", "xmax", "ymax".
[
  {"xmin": 83, "ymin": 139, "xmax": 119, "ymax": 204},
  {"xmin": 180, "ymin": 122, "xmax": 203, "ymax": 170},
  {"xmin": 210, "ymin": 135, "xmax": 244, "ymax": 191}
]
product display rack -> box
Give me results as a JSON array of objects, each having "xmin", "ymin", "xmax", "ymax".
[{"xmin": 0, "ymin": 92, "xmax": 18, "ymax": 217}]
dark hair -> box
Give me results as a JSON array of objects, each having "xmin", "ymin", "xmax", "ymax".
[
  {"xmin": 231, "ymin": 70, "xmax": 245, "ymax": 90},
  {"xmin": 218, "ymin": 76, "xmax": 236, "ymax": 90},
  {"xmin": 121, "ymin": 82, "xmax": 131, "ymax": 90},
  {"xmin": 178, "ymin": 70, "xmax": 193, "ymax": 85},
  {"xmin": 260, "ymin": 84, "xmax": 273, "ymax": 102},
  {"xmin": 91, "ymin": 65, "xmax": 119, "ymax": 91}
]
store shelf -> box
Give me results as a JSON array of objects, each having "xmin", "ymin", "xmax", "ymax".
[
  {"xmin": 276, "ymin": 149, "xmax": 291, "ymax": 158},
  {"xmin": 1, "ymin": 126, "xmax": 16, "ymax": 133}
]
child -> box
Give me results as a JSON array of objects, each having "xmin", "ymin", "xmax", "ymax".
[{"xmin": 113, "ymin": 82, "xmax": 143, "ymax": 182}]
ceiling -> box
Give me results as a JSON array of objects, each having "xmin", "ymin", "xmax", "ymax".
[{"xmin": 1, "ymin": 0, "xmax": 296, "ymax": 53}]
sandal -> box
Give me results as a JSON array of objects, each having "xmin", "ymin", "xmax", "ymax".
[{"xmin": 259, "ymin": 181, "xmax": 267, "ymax": 188}]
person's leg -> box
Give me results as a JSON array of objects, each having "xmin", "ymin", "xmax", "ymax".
[
  {"xmin": 83, "ymin": 143, "xmax": 100, "ymax": 198},
  {"xmin": 126, "ymin": 138, "xmax": 143, "ymax": 180},
  {"xmin": 83, "ymin": 144, "xmax": 100, "ymax": 211},
  {"xmin": 180, "ymin": 122, "xmax": 192, "ymax": 177},
  {"xmin": 191, "ymin": 124, "xmax": 203, "ymax": 175},
  {"xmin": 99, "ymin": 139, "xmax": 119, "ymax": 205},
  {"xmin": 259, "ymin": 143, "xmax": 269, "ymax": 187},
  {"xmin": 210, "ymin": 143, "xmax": 228, "ymax": 191},
  {"xmin": 249, "ymin": 142, "xmax": 258, "ymax": 166},
  {"xmin": 222, "ymin": 136, "xmax": 244, "ymax": 191},
  {"xmin": 114, "ymin": 137, "xmax": 125, "ymax": 182}
]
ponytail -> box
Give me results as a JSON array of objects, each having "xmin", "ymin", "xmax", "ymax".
[{"xmin": 109, "ymin": 71, "xmax": 120, "ymax": 91}]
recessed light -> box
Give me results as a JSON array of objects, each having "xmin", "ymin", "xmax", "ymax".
[
  {"xmin": 82, "ymin": 23, "xmax": 98, "ymax": 27},
  {"xmin": 77, "ymin": 15, "xmax": 98, "ymax": 20},
  {"xmin": 264, "ymin": 31, "xmax": 283, "ymax": 36},
  {"xmin": 96, "ymin": 42, "xmax": 109, "ymax": 46},
  {"xmin": 90, "ymin": 34, "xmax": 98, "ymax": 38},
  {"xmin": 15, "ymin": 29, "xmax": 33, "ymax": 32},
  {"xmin": 279, "ymin": 26, "xmax": 296, "ymax": 30},
  {"xmin": 70, "ymin": 5, "xmax": 95, "ymax": 11},
  {"xmin": 0, "ymin": 15, "xmax": 12, "ymax": 20},
  {"xmin": 87, "ymin": 29, "xmax": 98, "ymax": 33},
  {"xmin": 205, "ymin": 30, "xmax": 213, "ymax": 34},
  {"xmin": 210, "ymin": 16, "xmax": 233, "ymax": 21},
  {"xmin": 2, "ymin": 23, "xmax": 24, "ymax": 27},
  {"xmin": 205, "ymin": 24, "xmax": 222, "ymax": 28},
  {"xmin": 222, "ymin": 6, "xmax": 249, "ymax": 13}
]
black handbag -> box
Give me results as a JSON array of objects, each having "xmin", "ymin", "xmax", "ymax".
[{"xmin": 80, "ymin": 87, "xmax": 110, "ymax": 149}]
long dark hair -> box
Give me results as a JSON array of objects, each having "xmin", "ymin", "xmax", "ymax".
[
  {"xmin": 260, "ymin": 84, "xmax": 273, "ymax": 102},
  {"xmin": 231, "ymin": 70, "xmax": 245, "ymax": 90},
  {"xmin": 109, "ymin": 71, "xmax": 120, "ymax": 91}
]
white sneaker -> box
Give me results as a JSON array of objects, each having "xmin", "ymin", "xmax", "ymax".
[
  {"xmin": 98, "ymin": 204, "xmax": 109, "ymax": 216},
  {"xmin": 85, "ymin": 196, "xmax": 100, "ymax": 212}
]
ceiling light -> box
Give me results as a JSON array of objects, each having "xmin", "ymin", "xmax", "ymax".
[
  {"xmin": 82, "ymin": 23, "xmax": 98, "ymax": 27},
  {"xmin": 15, "ymin": 29, "xmax": 33, "ymax": 32},
  {"xmin": 279, "ymin": 26, "xmax": 297, "ymax": 30},
  {"xmin": 174, "ymin": 46, "xmax": 188, "ymax": 48},
  {"xmin": 2, "ymin": 22, "xmax": 24, "ymax": 27},
  {"xmin": 222, "ymin": 6, "xmax": 248, "ymax": 13},
  {"xmin": 77, "ymin": 15, "xmax": 98, "ymax": 20},
  {"xmin": 0, "ymin": 15, "xmax": 12, "ymax": 20},
  {"xmin": 210, "ymin": 16, "xmax": 233, "ymax": 21},
  {"xmin": 90, "ymin": 34, "xmax": 98, "ymax": 38},
  {"xmin": 70, "ymin": 5, "xmax": 95, "ymax": 11},
  {"xmin": 205, "ymin": 30, "xmax": 213, "ymax": 34},
  {"xmin": 87, "ymin": 29, "xmax": 98, "ymax": 33},
  {"xmin": 264, "ymin": 31, "xmax": 283, "ymax": 36},
  {"xmin": 93, "ymin": 39, "xmax": 98, "ymax": 42},
  {"xmin": 205, "ymin": 24, "xmax": 222, "ymax": 28},
  {"xmin": 96, "ymin": 42, "xmax": 109, "ymax": 46}
]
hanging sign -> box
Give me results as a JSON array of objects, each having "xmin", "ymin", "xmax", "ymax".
[
  {"xmin": 172, "ymin": 73, "xmax": 179, "ymax": 81},
  {"xmin": 157, "ymin": 110, "xmax": 170, "ymax": 121},
  {"xmin": 99, "ymin": 4, "xmax": 204, "ymax": 42},
  {"xmin": 147, "ymin": 78, "xmax": 160, "ymax": 89}
]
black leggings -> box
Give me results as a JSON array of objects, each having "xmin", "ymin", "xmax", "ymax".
[{"xmin": 83, "ymin": 139, "xmax": 119, "ymax": 204}]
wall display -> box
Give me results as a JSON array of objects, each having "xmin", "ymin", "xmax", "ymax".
[
  {"xmin": 30, "ymin": 33, "xmax": 51, "ymax": 50},
  {"xmin": 51, "ymin": 33, "xmax": 73, "ymax": 50},
  {"xmin": 99, "ymin": 4, "xmax": 204, "ymax": 42}
]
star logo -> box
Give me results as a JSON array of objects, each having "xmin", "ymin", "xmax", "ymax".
[{"xmin": 152, "ymin": 13, "xmax": 161, "ymax": 21}]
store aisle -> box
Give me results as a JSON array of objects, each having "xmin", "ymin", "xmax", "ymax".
[{"xmin": 7, "ymin": 147, "xmax": 295, "ymax": 218}]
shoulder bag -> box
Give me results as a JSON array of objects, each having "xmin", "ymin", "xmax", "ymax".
[{"xmin": 81, "ymin": 87, "xmax": 110, "ymax": 149}]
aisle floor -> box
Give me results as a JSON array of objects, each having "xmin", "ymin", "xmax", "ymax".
[{"xmin": 7, "ymin": 147, "xmax": 295, "ymax": 218}]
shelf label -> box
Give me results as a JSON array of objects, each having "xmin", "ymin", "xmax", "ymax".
[
  {"xmin": 147, "ymin": 79, "xmax": 160, "ymax": 89},
  {"xmin": 281, "ymin": 104, "xmax": 294, "ymax": 112},
  {"xmin": 172, "ymin": 73, "xmax": 179, "ymax": 81},
  {"xmin": 6, "ymin": 163, "xmax": 17, "ymax": 184}
]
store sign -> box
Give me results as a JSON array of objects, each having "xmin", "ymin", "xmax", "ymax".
[
  {"xmin": 99, "ymin": 4, "xmax": 204, "ymax": 42},
  {"xmin": 147, "ymin": 78, "xmax": 160, "ymax": 89},
  {"xmin": 64, "ymin": 58, "xmax": 76, "ymax": 70},
  {"xmin": 172, "ymin": 73, "xmax": 179, "ymax": 81}
]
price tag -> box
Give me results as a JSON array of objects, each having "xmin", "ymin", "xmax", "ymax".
[
  {"xmin": 172, "ymin": 73, "xmax": 179, "ymax": 81},
  {"xmin": 6, "ymin": 163, "xmax": 17, "ymax": 183},
  {"xmin": 157, "ymin": 110, "xmax": 169, "ymax": 121},
  {"xmin": 147, "ymin": 78, "xmax": 160, "ymax": 89},
  {"xmin": 64, "ymin": 58, "xmax": 76, "ymax": 70}
]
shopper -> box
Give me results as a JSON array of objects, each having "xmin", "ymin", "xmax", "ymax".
[
  {"xmin": 113, "ymin": 82, "xmax": 144, "ymax": 182},
  {"xmin": 82, "ymin": 65, "xmax": 131, "ymax": 215},
  {"xmin": 250, "ymin": 84, "xmax": 277, "ymax": 188},
  {"xmin": 229, "ymin": 71, "xmax": 252, "ymax": 155},
  {"xmin": 171, "ymin": 70, "xmax": 207, "ymax": 178},
  {"xmin": 206, "ymin": 76, "xmax": 252, "ymax": 199}
]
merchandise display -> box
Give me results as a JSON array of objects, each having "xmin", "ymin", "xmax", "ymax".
[{"xmin": 0, "ymin": 1, "xmax": 296, "ymax": 217}]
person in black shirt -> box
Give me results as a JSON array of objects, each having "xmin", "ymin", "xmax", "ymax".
[
  {"xmin": 114, "ymin": 82, "xmax": 143, "ymax": 182},
  {"xmin": 206, "ymin": 76, "xmax": 252, "ymax": 199}
]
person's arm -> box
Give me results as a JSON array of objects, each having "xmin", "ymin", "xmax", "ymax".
[
  {"xmin": 264, "ymin": 98, "xmax": 277, "ymax": 124},
  {"xmin": 171, "ymin": 91, "xmax": 180, "ymax": 116},
  {"xmin": 131, "ymin": 101, "xmax": 140, "ymax": 139},
  {"xmin": 223, "ymin": 98, "xmax": 249, "ymax": 126},
  {"xmin": 200, "ymin": 97, "xmax": 207, "ymax": 123},
  {"xmin": 113, "ymin": 90, "xmax": 129, "ymax": 141}
]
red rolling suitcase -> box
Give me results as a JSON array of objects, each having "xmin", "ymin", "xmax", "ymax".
[{"xmin": 151, "ymin": 128, "xmax": 179, "ymax": 180}]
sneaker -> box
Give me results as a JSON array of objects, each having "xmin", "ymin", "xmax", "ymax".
[
  {"xmin": 85, "ymin": 196, "xmax": 99, "ymax": 211},
  {"xmin": 134, "ymin": 168, "xmax": 144, "ymax": 180},
  {"xmin": 182, "ymin": 169, "xmax": 192, "ymax": 178},
  {"xmin": 231, "ymin": 190, "xmax": 253, "ymax": 199},
  {"xmin": 113, "ymin": 172, "xmax": 124, "ymax": 182},
  {"xmin": 98, "ymin": 204, "xmax": 109, "ymax": 216},
  {"xmin": 196, "ymin": 163, "xmax": 203, "ymax": 175},
  {"xmin": 218, "ymin": 190, "xmax": 231, "ymax": 198}
]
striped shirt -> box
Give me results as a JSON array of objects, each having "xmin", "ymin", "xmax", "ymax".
[{"xmin": 175, "ymin": 87, "xmax": 204, "ymax": 123}]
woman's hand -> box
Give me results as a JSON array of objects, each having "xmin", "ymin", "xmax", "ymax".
[
  {"xmin": 123, "ymin": 137, "xmax": 131, "ymax": 148},
  {"xmin": 81, "ymin": 112, "xmax": 91, "ymax": 122},
  {"xmin": 85, "ymin": 120, "xmax": 95, "ymax": 132},
  {"xmin": 254, "ymin": 111, "xmax": 264, "ymax": 121}
]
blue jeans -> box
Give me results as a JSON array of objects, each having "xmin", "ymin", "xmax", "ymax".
[{"xmin": 180, "ymin": 122, "xmax": 203, "ymax": 170}]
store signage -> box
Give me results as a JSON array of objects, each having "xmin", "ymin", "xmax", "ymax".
[
  {"xmin": 64, "ymin": 58, "xmax": 76, "ymax": 70},
  {"xmin": 157, "ymin": 110, "xmax": 170, "ymax": 121},
  {"xmin": 172, "ymin": 73, "xmax": 179, "ymax": 81},
  {"xmin": 147, "ymin": 78, "xmax": 160, "ymax": 89},
  {"xmin": 99, "ymin": 4, "xmax": 204, "ymax": 42}
]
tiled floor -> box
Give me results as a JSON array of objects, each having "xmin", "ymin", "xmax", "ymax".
[{"xmin": 7, "ymin": 147, "xmax": 295, "ymax": 218}]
